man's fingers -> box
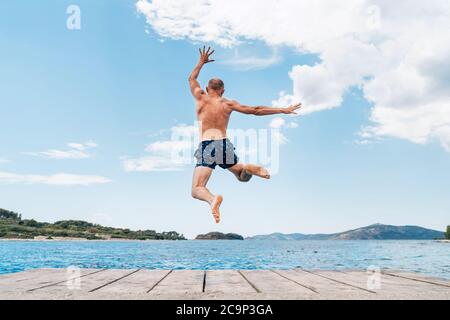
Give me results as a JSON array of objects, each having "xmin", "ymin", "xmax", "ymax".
[{"xmin": 199, "ymin": 46, "xmax": 215, "ymax": 60}]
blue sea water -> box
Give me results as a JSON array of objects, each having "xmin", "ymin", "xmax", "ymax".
[{"xmin": 0, "ymin": 240, "xmax": 449, "ymax": 279}]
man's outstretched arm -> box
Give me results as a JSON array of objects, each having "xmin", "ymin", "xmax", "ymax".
[
  {"xmin": 226, "ymin": 100, "xmax": 302, "ymax": 116},
  {"xmin": 188, "ymin": 46, "xmax": 215, "ymax": 99}
]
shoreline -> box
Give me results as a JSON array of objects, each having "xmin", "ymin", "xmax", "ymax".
[
  {"xmin": 0, "ymin": 238, "xmax": 186, "ymax": 242},
  {"xmin": 0, "ymin": 238, "xmax": 448, "ymax": 242}
]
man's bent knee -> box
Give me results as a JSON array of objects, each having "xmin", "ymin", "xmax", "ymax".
[
  {"xmin": 238, "ymin": 170, "xmax": 252, "ymax": 182},
  {"xmin": 191, "ymin": 187, "xmax": 199, "ymax": 199}
]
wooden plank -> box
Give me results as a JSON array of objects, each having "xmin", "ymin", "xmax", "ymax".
[
  {"xmin": 149, "ymin": 270, "xmax": 204, "ymax": 294},
  {"xmin": 1, "ymin": 268, "xmax": 448, "ymax": 299},
  {"xmin": 270, "ymin": 270, "xmax": 318, "ymax": 293},
  {"xmin": 204, "ymin": 270, "xmax": 256, "ymax": 294},
  {"xmin": 0, "ymin": 268, "xmax": 101, "ymax": 293},
  {"xmin": 94, "ymin": 269, "xmax": 172, "ymax": 293},
  {"xmin": 277, "ymin": 269, "xmax": 372, "ymax": 296},
  {"xmin": 30, "ymin": 269, "xmax": 138, "ymax": 293},
  {"xmin": 301, "ymin": 270, "xmax": 376, "ymax": 293},
  {"xmin": 0, "ymin": 269, "xmax": 59, "ymax": 284},
  {"xmin": 0, "ymin": 269, "xmax": 66, "ymax": 292},
  {"xmin": 317, "ymin": 270, "xmax": 450, "ymax": 296},
  {"xmin": 239, "ymin": 270, "xmax": 315, "ymax": 294},
  {"xmin": 381, "ymin": 270, "xmax": 450, "ymax": 288}
]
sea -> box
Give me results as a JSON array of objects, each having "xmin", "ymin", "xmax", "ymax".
[{"xmin": 0, "ymin": 240, "xmax": 449, "ymax": 279}]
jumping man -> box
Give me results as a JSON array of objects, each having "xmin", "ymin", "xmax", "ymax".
[{"xmin": 189, "ymin": 47, "xmax": 301, "ymax": 223}]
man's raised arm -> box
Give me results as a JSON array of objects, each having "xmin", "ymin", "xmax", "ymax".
[
  {"xmin": 226, "ymin": 100, "xmax": 302, "ymax": 116},
  {"xmin": 188, "ymin": 46, "xmax": 215, "ymax": 99}
]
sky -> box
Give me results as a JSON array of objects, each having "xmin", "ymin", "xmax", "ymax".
[{"xmin": 1, "ymin": 0, "xmax": 449, "ymax": 239}]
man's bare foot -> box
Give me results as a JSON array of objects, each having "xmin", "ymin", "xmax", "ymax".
[
  {"xmin": 245, "ymin": 164, "xmax": 270, "ymax": 179},
  {"xmin": 211, "ymin": 195, "xmax": 223, "ymax": 223}
]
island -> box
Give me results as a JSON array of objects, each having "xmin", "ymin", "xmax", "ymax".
[
  {"xmin": 246, "ymin": 224, "xmax": 445, "ymax": 240},
  {"xmin": 0, "ymin": 208, "xmax": 185, "ymax": 240},
  {"xmin": 195, "ymin": 232, "xmax": 244, "ymax": 240}
]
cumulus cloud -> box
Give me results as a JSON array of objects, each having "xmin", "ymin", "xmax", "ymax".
[
  {"xmin": 122, "ymin": 155, "xmax": 186, "ymax": 172},
  {"xmin": 269, "ymin": 117, "xmax": 298, "ymax": 130},
  {"xmin": 25, "ymin": 141, "xmax": 98, "ymax": 159},
  {"xmin": 146, "ymin": 140, "xmax": 192, "ymax": 154},
  {"xmin": 0, "ymin": 172, "xmax": 112, "ymax": 186},
  {"xmin": 136, "ymin": 0, "xmax": 450, "ymax": 151},
  {"xmin": 222, "ymin": 49, "xmax": 281, "ymax": 70},
  {"xmin": 269, "ymin": 117, "xmax": 286, "ymax": 129},
  {"xmin": 123, "ymin": 124, "xmax": 197, "ymax": 172},
  {"xmin": 267, "ymin": 117, "xmax": 298, "ymax": 146}
]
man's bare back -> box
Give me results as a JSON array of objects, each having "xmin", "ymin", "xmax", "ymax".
[
  {"xmin": 196, "ymin": 95, "xmax": 231, "ymax": 141},
  {"xmin": 189, "ymin": 46, "xmax": 301, "ymax": 223}
]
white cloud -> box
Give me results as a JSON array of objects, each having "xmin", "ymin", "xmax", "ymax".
[
  {"xmin": 286, "ymin": 122, "xmax": 298, "ymax": 129},
  {"xmin": 222, "ymin": 49, "xmax": 281, "ymax": 70},
  {"xmin": 67, "ymin": 141, "xmax": 97, "ymax": 151},
  {"xmin": 268, "ymin": 117, "xmax": 297, "ymax": 145},
  {"xmin": 0, "ymin": 172, "xmax": 112, "ymax": 186},
  {"xmin": 269, "ymin": 117, "xmax": 285, "ymax": 129},
  {"xmin": 146, "ymin": 140, "xmax": 192, "ymax": 154},
  {"xmin": 270, "ymin": 117, "xmax": 298, "ymax": 130},
  {"xmin": 67, "ymin": 143, "xmax": 86, "ymax": 151},
  {"xmin": 136, "ymin": 0, "xmax": 450, "ymax": 151},
  {"xmin": 124, "ymin": 124, "xmax": 197, "ymax": 172},
  {"xmin": 123, "ymin": 156, "xmax": 185, "ymax": 172},
  {"xmin": 272, "ymin": 131, "xmax": 288, "ymax": 145},
  {"xmin": 0, "ymin": 158, "xmax": 9, "ymax": 164},
  {"xmin": 25, "ymin": 141, "xmax": 98, "ymax": 159},
  {"xmin": 171, "ymin": 124, "xmax": 198, "ymax": 137}
]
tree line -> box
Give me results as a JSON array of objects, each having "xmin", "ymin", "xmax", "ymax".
[{"xmin": 0, "ymin": 208, "xmax": 185, "ymax": 240}]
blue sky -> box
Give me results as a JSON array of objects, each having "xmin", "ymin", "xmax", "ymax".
[{"xmin": 1, "ymin": 1, "xmax": 449, "ymax": 239}]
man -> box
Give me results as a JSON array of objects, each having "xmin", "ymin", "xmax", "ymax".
[{"xmin": 189, "ymin": 46, "xmax": 301, "ymax": 223}]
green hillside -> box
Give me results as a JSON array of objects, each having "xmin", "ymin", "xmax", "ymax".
[{"xmin": 0, "ymin": 208, "xmax": 185, "ymax": 240}]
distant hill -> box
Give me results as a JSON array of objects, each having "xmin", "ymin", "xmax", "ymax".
[
  {"xmin": 246, "ymin": 224, "xmax": 445, "ymax": 240},
  {"xmin": 0, "ymin": 208, "xmax": 186, "ymax": 240},
  {"xmin": 195, "ymin": 232, "xmax": 244, "ymax": 240}
]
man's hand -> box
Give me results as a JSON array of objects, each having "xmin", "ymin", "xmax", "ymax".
[
  {"xmin": 283, "ymin": 102, "xmax": 302, "ymax": 114},
  {"xmin": 199, "ymin": 46, "xmax": 215, "ymax": 65}
]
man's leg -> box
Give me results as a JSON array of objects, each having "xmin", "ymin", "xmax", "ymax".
[
  {"xmin": 191, "ymin": 166, "xmax": 223, "ymax": 223},
  {"xmin": 228, "ymin": 163, "xmax": 270, "ymax": 181}
]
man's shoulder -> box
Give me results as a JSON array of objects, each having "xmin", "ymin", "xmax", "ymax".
[
  {"xmin": 220, "ymin": 98, "xmax": 236, "ymax": 113},
  {"xmin": 221, "ymin": 97, "xmax": 237, "ymax": 105}
]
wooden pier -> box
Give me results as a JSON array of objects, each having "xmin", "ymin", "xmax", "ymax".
[{"xmin": 0, "ymin": 268, "xmax": 449, "ymax": 300}]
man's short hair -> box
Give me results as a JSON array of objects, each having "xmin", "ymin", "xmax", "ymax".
[{"xmin": 208, "ymin": 78, "xmax": 224, "ymax": 91}]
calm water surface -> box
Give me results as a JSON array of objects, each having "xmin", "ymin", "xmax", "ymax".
[{"xmin": 0, "ymin": 240, "xmax": 449, "ymax": 278}]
